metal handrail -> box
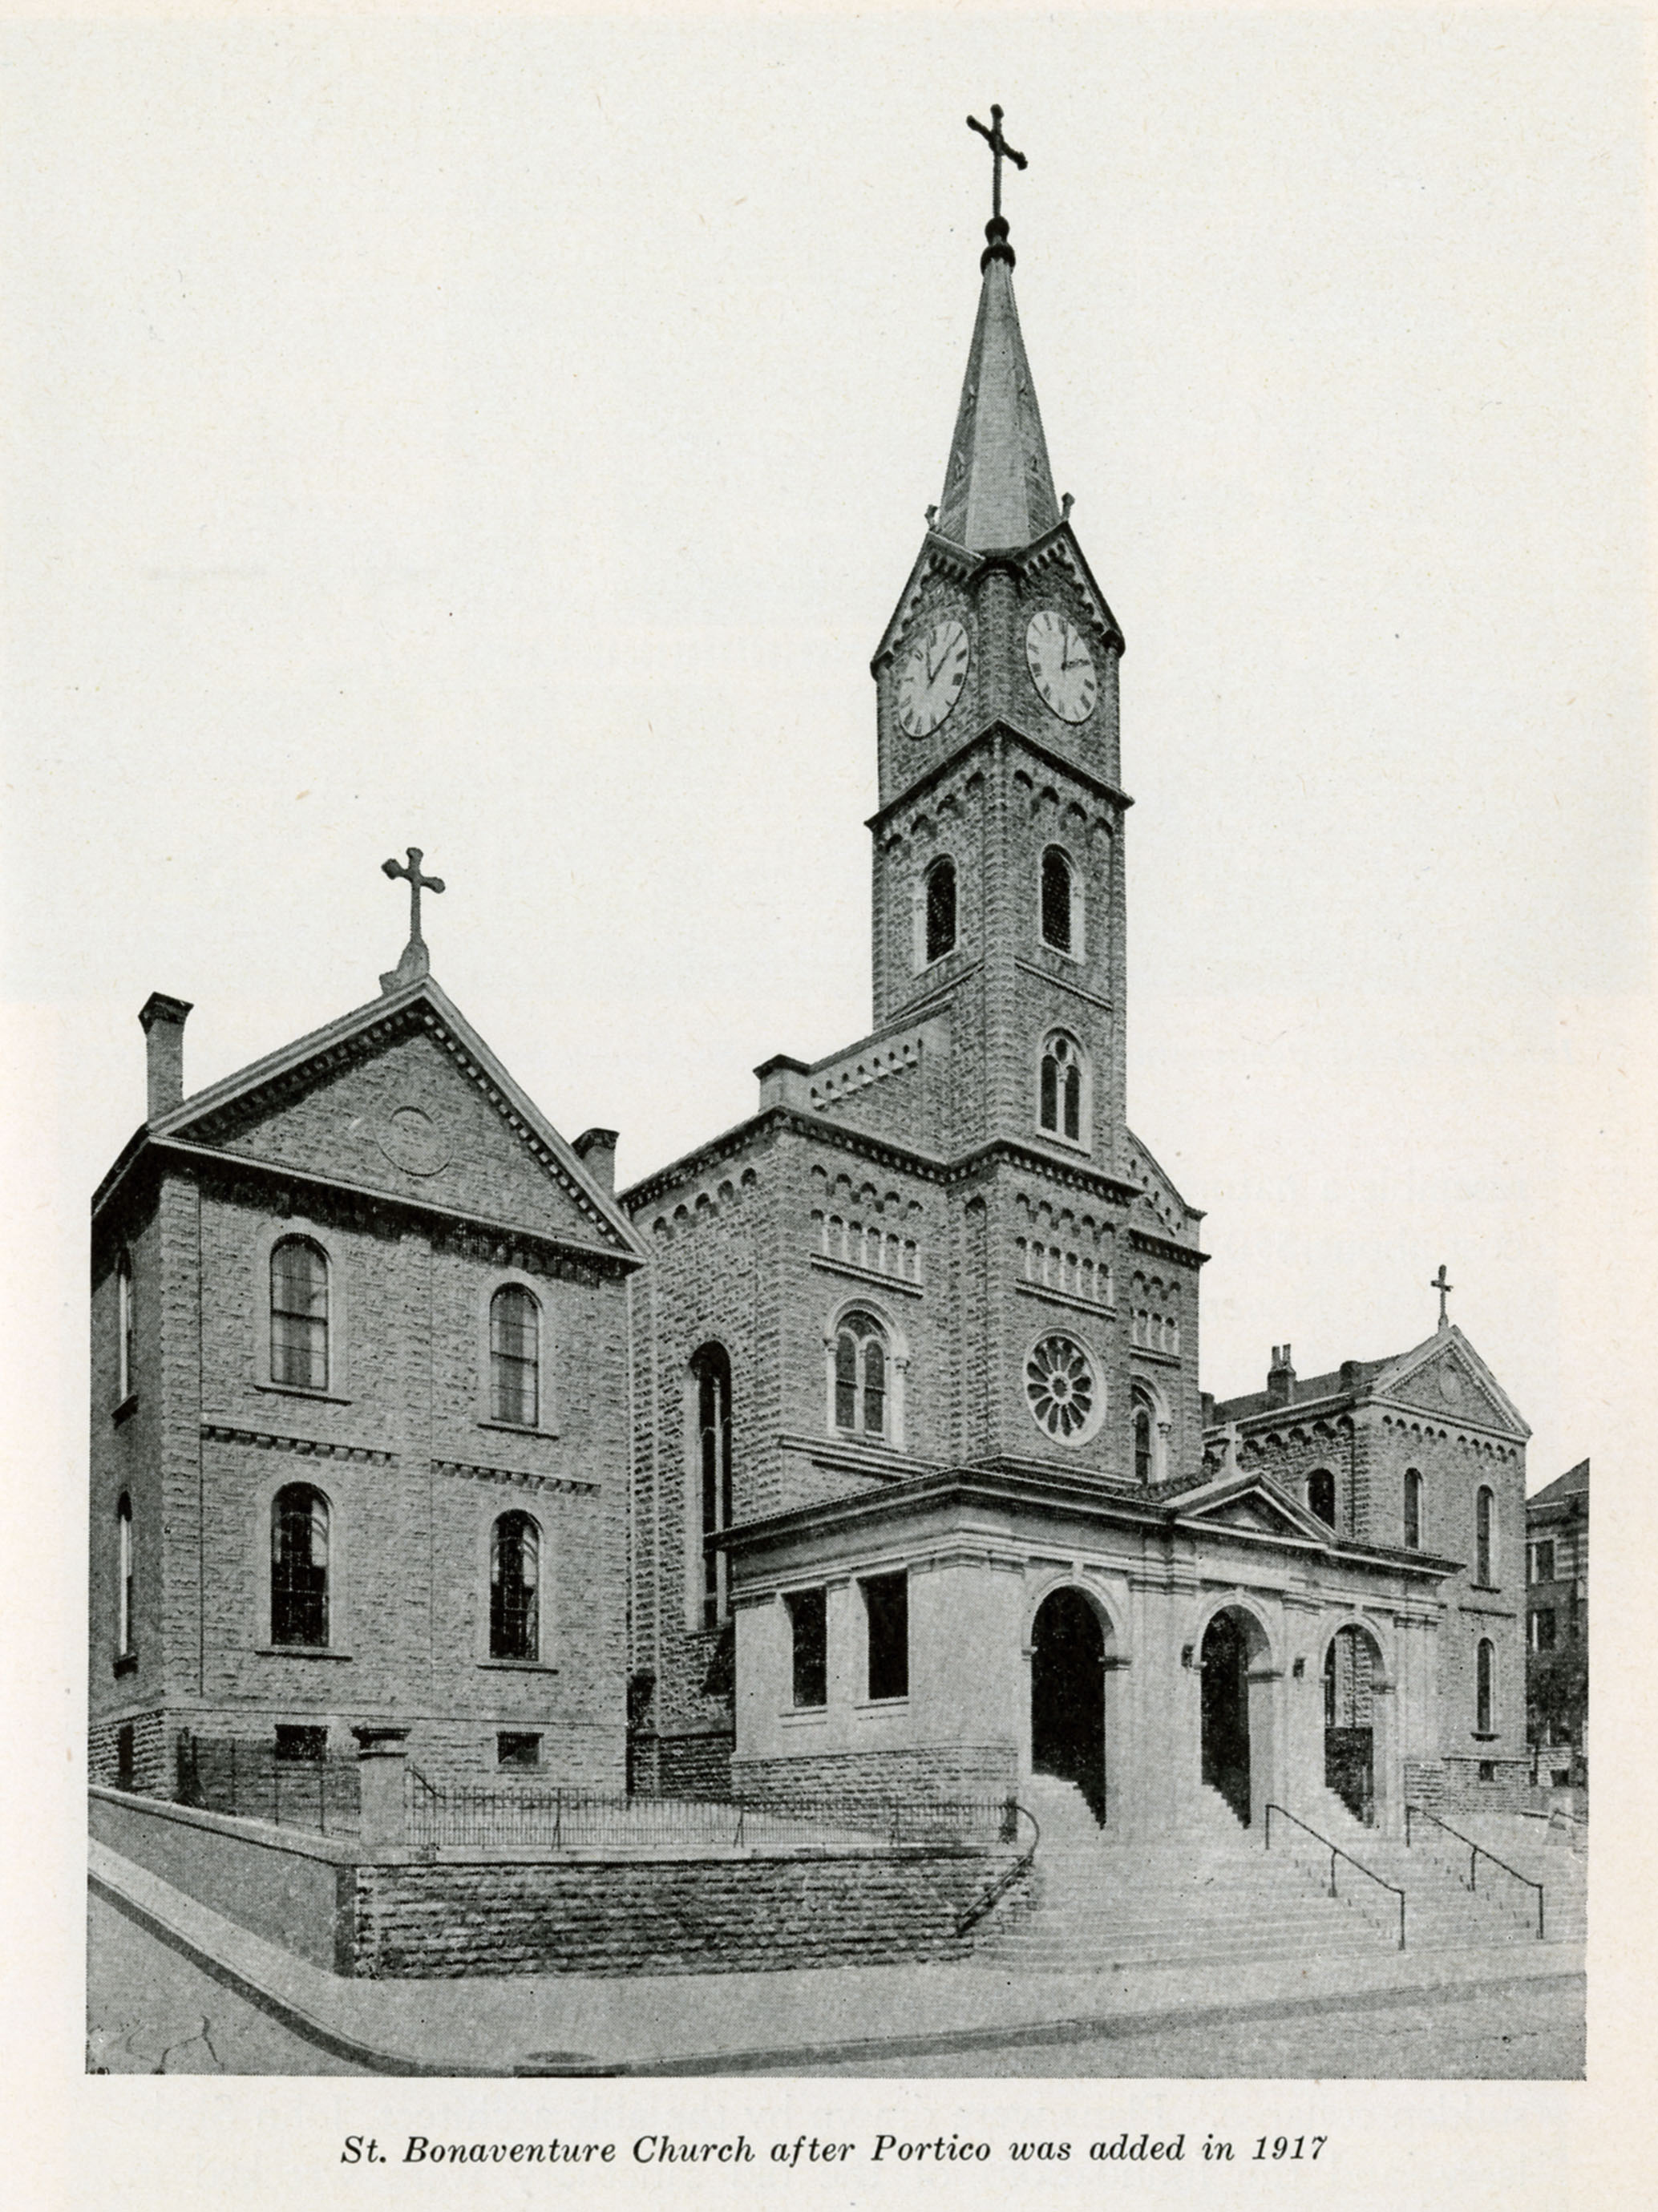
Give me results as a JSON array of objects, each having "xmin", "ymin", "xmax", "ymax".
[
  {"xmin": 954, "ymin": 1800, "xmax": 1041, "ymax": 1935},
  {"xmin": 1405, "ymin": 1804, "xmax": 1546, "ymax": 1939},
  {"xmin": 1264, "ymin": 1803, "xmax": 1406, "ymax": 1951}
]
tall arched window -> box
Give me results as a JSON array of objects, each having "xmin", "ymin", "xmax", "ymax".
[
  {"xmin": 1038, "ymin": 1032, "xmax": 1086, "ymax": 1144},
  {"xmin": 691, "ymin": 1344, "xmax": 734, "ymax": 1629},
  {"xmin": 1041, "ymin": 847, "xmax": 1074, "ymax": 952},
  {"xmin": 1404, "ymin": 1469, "xmax": 1423, "ymax": 1550},
  {"xmin": 1308, "ymin": 1469, "xmax": 1337, "ymax": 1529},
  {"xmin": 116, "ymin": 1251, "xmax": 135, "ymax": 1403},
  {"xmin": 490, "ymin": 1510, "xmax": 540, "ymax": 1660},
  {"xmin": 271, "ymin": 1483, "xmax": 330, "ymax": 1647},
  {"xmin": 833, "ymin": 1312, "xmax": 888, "ymax": 1439},
  {"xmin": 924, "ymin": 857, "xmax": 957, "ymax": 963},
  {"xmin": 116, "ymin": 1494, "xmax": 134, "ymax": 1657},
  {"xmin": 1133, "ymin": 1400, "xmax": 1153, "ymax": 1485},
  {"xmin": 1323, "ymin": 1640, "xmax": 1337, "ymax": 1729},
  {"xmin": 1476, "ymin": 1636, "xmax": 1495, "ymax": 1733},
  {"xmin": 490, "ymin": 1284, "xmax": 540, "ymax": 1426},
  {"xmin": 1475, "ymin": 1485, "xmax": 1494, "ymax": 1585},
  {"xmin": 270, "ymin": 1237, "xmax": 329, "ymax": 1390}
]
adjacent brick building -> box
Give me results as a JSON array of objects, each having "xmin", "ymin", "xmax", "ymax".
[
  {"xmin": 89, "ymin": 928, "xmax": 643, "ymax": 1796},
  {"xmin": 1526, "ymin": 1459, "xmax": 1589, "ymax": 1786}
]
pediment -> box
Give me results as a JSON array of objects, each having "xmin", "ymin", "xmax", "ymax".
[
  {"xmin": 158, "ymin": 981, "xmax": 639, "ymax": 1256},
  {"xmin": 1376, "ymin": 1329, "xmax": 1529, "ymax": 1439},
  {"xmin": 1173, "ymin": 1476, "xmax": 1331, "ymax": 1545}
]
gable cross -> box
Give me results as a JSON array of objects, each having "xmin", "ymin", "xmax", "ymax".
[
  {"xmin": 1430, "ymin": 1263, "xmax": 1454, "ymax": 1331},
  {"xmin": 380, "ymin": 845, "xmax": 445, "ymax": 995},
  {"xmin": 967, "ymin": 104, "xmax": 1026, "ymax": 221}
]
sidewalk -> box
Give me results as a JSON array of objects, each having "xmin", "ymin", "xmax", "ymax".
[{"xmin": 89, "ymin": 1837, "xmax": 1584, "ymax": 2078}]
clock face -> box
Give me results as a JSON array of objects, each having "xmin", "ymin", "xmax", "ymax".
[
  {"xmin": 1025, "ymin": 609, "xmax": 1098, "ymax": 723},
  {"xmin": 896, "ymin": 617, "xmax": 970, "ymax": 738}
]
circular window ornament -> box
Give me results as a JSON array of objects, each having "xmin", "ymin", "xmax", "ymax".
[
  {"xmin": 377, "ymin": 1104, "xmax": 450, "ymax": 1177},
  {"xmin": 1025, "ymin": 1332, "xmax": 1104, "ymax": 1446},
  {"xmin": 1438, "ymin": 1361, "xmax": 1463, "ymax": 1406}
]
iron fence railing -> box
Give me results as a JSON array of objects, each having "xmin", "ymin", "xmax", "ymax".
[
  {"xmin": 1405, "ymin": 1803, "xmax": 1546, "ymax": 1939},
  {"xmin": 1264, "ymin": 1802, "xmax": 1406, "ymax": 1951},
  {"xmin": 174, "ymin": 1732, "xmax": 361, "ymax": 1837},
  {"xmin": 954, "ymin": 1801, "xmax": 1040, "ymax": 1935},
  {"xmin": 406, "ymin": 1768, "xmax": 1023, "ymax": 1855}
]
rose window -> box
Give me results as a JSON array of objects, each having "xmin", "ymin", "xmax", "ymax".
[{"xmin": 1025, "ymin": 1333, "xmax": 1101, "ymax": 1443}]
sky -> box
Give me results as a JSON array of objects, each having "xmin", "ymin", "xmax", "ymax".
[{"xmin": 4, "ymin": 9, "xmax": 1650, "ymax": 1502}]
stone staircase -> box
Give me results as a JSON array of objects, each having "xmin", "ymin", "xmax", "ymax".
[
  {"xmin": 977, "ymin": 1777, "xmax": 1389, "ymax": 1972},
  {"xmin": 1297, "ymin": 1788, "xmax": 1586, "ymax": 1948},
  {"xmin": 974, "ymin": 1778, "xmax": 1585, "ymax": 1971}
]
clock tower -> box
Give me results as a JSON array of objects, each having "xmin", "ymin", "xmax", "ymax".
[{"xmin": 869, "ymin": 198, "xmax": 1130, "ymax": 1183}]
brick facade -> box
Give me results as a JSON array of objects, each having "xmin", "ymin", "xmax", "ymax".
[{"xmin": 89, "ymin": 977, "xmax": 641, "ymax": 1793}]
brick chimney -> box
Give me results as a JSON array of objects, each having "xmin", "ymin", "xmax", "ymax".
[
  {"xmin": 572, "ymin": 1127, "xmax": 618, "ymax": 1195},
  {"xmin": 138, "ymin": 993, "xmax": 192, "ymax": 1122},
  {"xmin": 754, "ymin": 1053, "xmax": 811, "ymax": 1112},
  {"xmin": 1266, "ymin": 1343, "xmax": 1296, "ymax": 1408}
]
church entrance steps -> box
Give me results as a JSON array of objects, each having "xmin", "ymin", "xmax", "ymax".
[
  {"xmin": 980, "ymin": 1782, "xmax": 1573, "ymax": 1970},
  {"xmin": 981, "ymin": 1782, "xmax": 1386, "ymax": 1971}
]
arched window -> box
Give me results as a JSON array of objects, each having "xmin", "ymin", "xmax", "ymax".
[
  {"xmin": 116, "ymin": 1251, "xmax": 135, "ymax": 1403},
  {"xmin": 1041, "ymin": 847, "xmax": 1074, "ymax": 952},
  {"xmin": 1476, "ymin": 1637, "xmax": 1495, "ymax": 1733},
  {"xmin": 1308, "ymin": 1469, "xmax": 1337, "ymax": 1528},
  {"xmin": 490, "ymin": 1510, "xmax": 540, "ymax": 1660},
  {"xmin": 1404, "ymin": 1469, "xmax": 1423, "ymax": 1550},
  {"xmin": 1323, "ymin": 1640, "xmax": 1337, "ymax": 1729},
  {"xmin": 1475, "ymin": 1485, "xmax": 1494, "ymax": 1585},
  {"xmin": 116, "ymin": 1494, "xmax": 134, "ymax": 1656},
  {"xmin": 490, "ymin": 1284, "xmax": 540, "ymax": 1426},
  {"xmin": 270, "ymin": 1237, "xmax": 329, "ymax": 1390},
  {"xmin": 833, "ymin": 1312, "xmax": 888, "ymax": 1439},
  {"xmin": 1134, "ymin": 1401, "xmax": 1153, "ymax": 1485},
  {"xmin": 271, "ymin": 1483, "xmax": 330, "ymax": 1647},
  {"xmin": 692, "ymin": 1344, "xmax": 734, "ymax": 1630},
  {"xmin": 1038, "ymin": 1031, "xmax": 1086, "ymax": 1144},
  {"xmin": 924, "ymin": 857, "xmax": 957, "ymax": 963}
]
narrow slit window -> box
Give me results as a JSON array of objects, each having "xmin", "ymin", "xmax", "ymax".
[
  {"xmin": 1404, "ymin": 1469, "xmax": 1423, "ymax": 1550},
  {"xmin": 116, "ymin": 1252, "xmax": 135, "ymax": 1403},
  {"xmin": 924, "ymin": 858, "xmax": 957, "ymax": 962},
  {"xmin": 116, "ymin": 1494, "xmax": 134, "ymax": 1656},
  {"xmin": 692, "ymin": 1344, "xmax": 734, "ymax": 1629},
  {"xmin": 1475, "ymin": 1486, "xmax": 1494, "ymax": 1585},
  {"xmin": 1041, "ymin": 848, "xmax": 1074, "ymax": 952},
  {"xmin": 1476, "ymin": 1637, "xmax": 1494, "ymax": 1733}
]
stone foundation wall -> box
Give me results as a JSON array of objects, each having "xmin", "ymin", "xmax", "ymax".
[
  {"xmin": 730, "ymin": 1741, "xmax": 1017, "ymax": 1815},
  {"xmin": 88, "ymin": 1709, "xmax": 168, "ymax": 1793},
  {"xmin": 355, "ymin": 1849, "xmax": 1014, "ymax": 1979},
  {"xmin": 629, "ymin": 1729, "xmax": 735, "ymax": 1802}
]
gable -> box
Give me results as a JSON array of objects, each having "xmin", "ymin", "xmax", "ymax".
[
  {"xmin": 1172, "ymin": 1478, "xmax": 1330, "ymax": 1545},
  {"xmin": 1382, "ymin": 1337, "xmax": 1525, "ymax": 1437},
  {"xmin": 180, "ymin": 1022, "xmax": 619, "ymax": 1248},
  {"xmin": 1201, "ymin": 1496, "xmax": 1307, "ymax": 1536}
]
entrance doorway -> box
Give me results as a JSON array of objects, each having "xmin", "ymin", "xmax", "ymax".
[
  {"xmin": 1324, "ymin": 1626, "xmax": 1378, "ymax": 1824},
  {"xmin": 1030, "ymin": 1587, "xmax": 1106, "ymax": 1822},
  {"xmin": 1200, "ymin": 1609, "xmax": 1252, "ymax": 1825}
]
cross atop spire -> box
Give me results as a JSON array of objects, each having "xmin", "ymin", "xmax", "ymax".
[
  {"xmin": 380, "ymin": 845, "xmax": 445, "ymax": 995},
  {"xmin": 966, "ymin": 105, "xmax": 1026, "ymax": 272},
  {"xmin": 1430, "ymin": 1263, "xmax": 1454, "ymax": 1331}
]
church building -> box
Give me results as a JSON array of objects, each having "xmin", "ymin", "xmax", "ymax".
[{"xmin": 90, "ymin": 131, "xmax": 1531, "ymax": 1842}]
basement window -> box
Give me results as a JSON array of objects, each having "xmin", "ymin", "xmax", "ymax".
[
  {"xmin": 497, "ymin": 1732, "xmax": 542, "ymax": 1769},
  {"xmin": 275, "ymin": 1725, "xmax": 328, "ymax": 1762}
]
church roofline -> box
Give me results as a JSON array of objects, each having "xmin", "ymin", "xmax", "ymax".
[
  {"xmin": 95, "ymin": 1134, "xmax": 642, "ymax": 1275},
  {"xmin": 619, "ymin": 1097, "xmax": 1147, "ymax": 1216},
  {"xmin": 1207, "ymin": 1325, "xmax": 1530, "ymax": 1445},
  {"xmin": 865, "ymin": 719, "xmax": 1132, "ymax": 838},
  {"xmin": 92, "ymin": 972, "xmax": 645, "ymax": 1257},
  {"xmin": 715, "ymin": 1459, "xmax": 1459, "ymax": 1582}
]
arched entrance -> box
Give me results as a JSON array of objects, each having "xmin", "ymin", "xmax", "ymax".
[
  {"xmin": 1200, "ymin": 1609, "xmax": 1254, "ymax": 1824},
  {"xmin": 1030, "ymin": 1587, "xmax": 1106, "ymax": 1822},
  {"xmin": 1324, "ymin": 1623, "xmax": 1384, "ymax": 1825}
]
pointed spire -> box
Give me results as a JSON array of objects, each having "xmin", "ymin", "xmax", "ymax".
[{"xmin": 933, "ymin": 236, "xmax": 1060, "ymax": 552}]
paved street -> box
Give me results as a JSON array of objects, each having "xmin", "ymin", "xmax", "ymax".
[
  {"xmin": 88, "ymin": 1889, "xmax": 1583, "ymax": 2079},
  {"xmin": 787, "ymin": 1975, "xmax": 1585, "ymax": 2077}
]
